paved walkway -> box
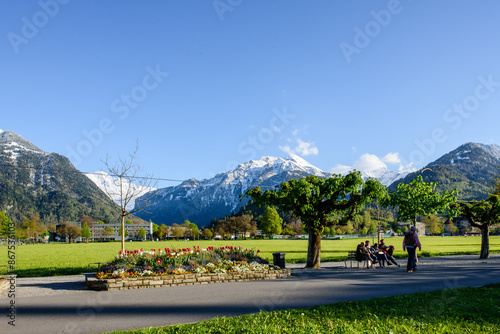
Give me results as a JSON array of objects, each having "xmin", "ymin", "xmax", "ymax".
[{"xmin": 1, "ymin": 255, "xmax": 499, "ymax": 334}]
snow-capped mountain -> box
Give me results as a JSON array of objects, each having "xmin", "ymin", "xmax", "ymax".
[
  {"xmin": 390, "ymin": 142, "xmax": 500, "ymax": 201},
  {"xmin": 85, "ymin": 171, "xmax": 157, "ymax": 211},
  {"xmin": 0, "ymin": 130, "xmax": 118, "ymax": 223},
  {"xmin": 133, "ymin": 155, "xmax": 331, "ymax": 226},
  {"xmin": 361, "ymin": 167, "xmax": 409, "ymax": 186}
]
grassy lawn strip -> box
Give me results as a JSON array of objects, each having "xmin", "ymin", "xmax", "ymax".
[
  {"xmin": 2, "ymin": 236, "xmax": 500, "ymax": 277},
  {"xmin": 109, "ymin": 283, "xmax": 500, "ymax": 334}
]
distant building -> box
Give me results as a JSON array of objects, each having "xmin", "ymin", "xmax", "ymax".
[{"xmin": 56, "ymin": 221, "xmax": 154, "ymax": 242}]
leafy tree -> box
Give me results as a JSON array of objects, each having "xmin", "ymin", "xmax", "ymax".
[
  {"xmin": 118, "ymin": 227, "xmax": 128, "ymax": 237},
  {"xmin": 341, "ymin": 221, "xmax": 354, "ymax": 234},
  {"xmin": 104, "ymin": 226, "xmax": 115, "ymax": 239},
  {"xmin": 138, "ymin": 227, "xmax": 146, "ymax": 240},
  {"xmin": 260, "ymin": 207, "xmax": 283, "ymax": 237},
  {"xmin": 201, "ymin": 228, "xmax": 213, "ymax": 239},
  {"xmin": 369, "ymin": 221, "xmax": 377, "ymax": 234},
  {"xmin": 152, "ymin": 223, "xmax": 159, "ymax": 237},
  {"xmin": 182, "ymin": 221, "xmax": 200, "ymax": 240},
  {"xmin": 158, "ymin": 224, "xmax": 169, "ymax": 239},
  {"xmin": 22, "ymin": 219, "xmax": 43, "ymax": 243},
  {"xmin": 172, "ymin": 223, "xmax": 184, "ymax": 240},
  {"xmin": 451, "ymin": 194, "xmax": 500, "ymax": 259},
  {"xmin": 81, "ymin": 222, "xmax": 92, "ymax": 243},
  {"xmin": 386, "ymin": 175, "xmax": 457, "ymax": 225},
  {"xmin": 57, "ymin": 222, "xmax": 81, "ymax": 243},
  {"xmin": 68, "ymin": 225, "xmax": 81, "ymax": 242},
  {"xmin": 422, "ymin": 214, "xmax": 444, "ymax": 235},
  {"xmin": 244, "ymin": 173, "xmax": 386, "ymax": 268},
  {"xmin": 0, "ymin": 211, "xmax": 12, "ymax": 238}
]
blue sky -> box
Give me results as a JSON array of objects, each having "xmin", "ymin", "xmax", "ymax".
[{"xmin": 2, "ymin": 0, "xmax": 500, "ymax": 187}]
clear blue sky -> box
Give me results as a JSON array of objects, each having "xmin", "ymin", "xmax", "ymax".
[{"xmin": 3, "ymin": 1, "xmax": 500, "ymax": 187}]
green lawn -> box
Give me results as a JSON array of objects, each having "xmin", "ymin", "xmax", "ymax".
[
  {"xmin": 1, "ymin": 236, "xmax": 499, "ymax": 277},
  {"xmin": 109, "ymin": 283, "xmax": 500, "ymax": 334}
]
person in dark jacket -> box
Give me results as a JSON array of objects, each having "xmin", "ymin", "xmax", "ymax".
[{"xmin": 403, "ymin": 226, "xmax": 422, "ymax": 272}]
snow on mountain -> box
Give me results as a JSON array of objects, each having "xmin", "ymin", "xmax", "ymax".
[
  {"xmin": 361, "ymin": 167, "xmax": 409, "ymax": 186},
  {"xmin": 85, "ymin": 171, "xmax": 157, "ymax": 211},
  {"xmin": 0, "ymin": 130, "xmax": 46, "ymax": 162},
  {"xmin": 134, "ymin": 155, "xmax": 331, "ymax": 226}
]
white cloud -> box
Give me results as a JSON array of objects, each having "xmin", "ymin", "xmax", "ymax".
[
  {"xmin": 330, "ymin": 152, "xmax": 416, "ymax": 174},
  {"xmin": 330, "ymin": 164, "xmax": 352, "ymax": 174},
  {"xmin": 353, "ymin": 153, "xmax": 387, "ymax": 171},
  {"xmin": 381, "ymin": 152, "xmax": 401, "ymax": 164},
  {"xmin": 279, "ymin": 145, "xmax": 293, "ymax": 155},
  {"xmin": 279, "ymin": 138, "xmax": 319, "ymax": 157}
]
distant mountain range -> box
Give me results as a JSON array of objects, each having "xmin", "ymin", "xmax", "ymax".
[
  {"xmin": 2, "ymin": 129, "xmax": 499, "ymax": 227},
  {"xmin": 132, "ymin": 143, "xmax": 500, "ymax": 227},
  {"xmin": 0, "ymin": 130, "xmax": 118, "ymax": 223},
  {"xmin": 85, "ymin": 171, "xmax": 156, "ymax": 211},
  {"xmin": 131, "ymin": 155, "xmax": 409, "ymax": 227},
  {"xmin": 391, "ymin": 142, "xmax": 500, "ymax": 201}
]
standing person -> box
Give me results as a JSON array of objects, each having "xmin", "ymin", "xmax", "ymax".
[{"xmin": 403, "ymin": 226, "xmax": 422, "ymax": 272}]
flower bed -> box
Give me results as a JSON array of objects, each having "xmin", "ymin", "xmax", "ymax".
[{"xmin": 87, "ymin": 246, "xmax": 290, "ymax": 291}]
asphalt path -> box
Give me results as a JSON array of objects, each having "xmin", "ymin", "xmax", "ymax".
[{"xmin": 1, "ymin": 255, "xmax": 500, "ymax": 334}]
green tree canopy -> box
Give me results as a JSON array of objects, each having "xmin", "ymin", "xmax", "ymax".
[
  {"xmin": 0, "ymin": 211, "xmax": 12, "ymax": 238},
  {"xmin": 422, "ymin": 214, "xmax": 444, "ymax": 235},
  {"xmin": 451, "ymin": 194, "xmax": 500, "ymax": 259},
  {"xmin": 244, "ymin": 173, "xmax": 386, "ymax": 268},
  {"xmin": 386, "ymin": 175, "xmax": 457, "ymax": 224},
  {"xmin": 138, "ymin": 227, "xmax": 146, "ymax": 240},
  {"xmin": 260, "ymin": 207, "xmax": 282, "ymax": 237},
  {"xmin": 201, "ymin": 228, "xmax": 213, "ymax": 239},
  {"xmin": 81, "ymin": 222, "xmax": 92, "ymax": 242}
]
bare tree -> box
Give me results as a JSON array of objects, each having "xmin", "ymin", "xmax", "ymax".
[{"xmin": 103, "ymin": 143, "xmax": 158, "ymax": 253}]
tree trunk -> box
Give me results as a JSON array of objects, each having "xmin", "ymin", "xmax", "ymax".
[
  {"xmin": 306, "ymin": 229, "xmax": 321, "ymax": 268},
  {"xmin": 121, "ymin": 215, "xmax": 126, "ymax": 254},
  {"xmin": 479, "ymin": 225, "xmax": 490, "ymax": 259}
]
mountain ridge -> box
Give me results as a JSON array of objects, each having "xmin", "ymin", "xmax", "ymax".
[{"xmin": 0, "ymin": 130, "xmax": 119, "ymax": 223}]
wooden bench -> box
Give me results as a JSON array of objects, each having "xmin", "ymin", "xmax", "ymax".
[{"xmin": 344, "ymin": 250, "xmax": 369, "ymax": 268}]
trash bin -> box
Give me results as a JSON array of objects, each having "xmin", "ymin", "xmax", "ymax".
[{"xmin": 272, "ymin": 252, "xmax": 286, "ymax": 268}]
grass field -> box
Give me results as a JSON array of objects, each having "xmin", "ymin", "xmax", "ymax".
[
  {"xmin": 1, "ymin": 236, "xmax": 500, "ymax": 277},
  {"xmin": 109, "ymin": 283, "xmax": 500, "ymax": 334}
]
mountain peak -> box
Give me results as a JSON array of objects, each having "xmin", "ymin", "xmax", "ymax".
[{"xmin": 0, "ymin": 130, "xmax": 44, "ymax": 154}]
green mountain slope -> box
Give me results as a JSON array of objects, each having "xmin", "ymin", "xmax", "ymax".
[{"xmin": 0, "ymin": 131, "xmax": 118, "ymax": 223}]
